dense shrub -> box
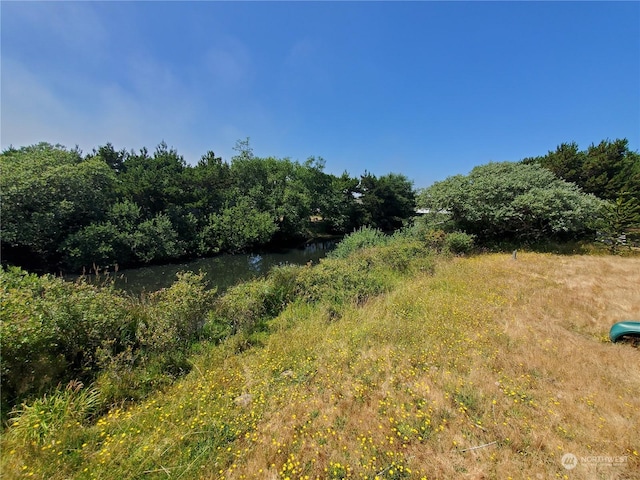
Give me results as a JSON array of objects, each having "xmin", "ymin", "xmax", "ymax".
[
  {"xmin": 294, "ymin": 256, "xmax": 387, "ymax": 306},
  {"xmin": 132, "ymin": 213, "xmax": 184, "ymax": 263},
  {"xmin": 203, "ymin": 235, "xmax": 434, "ymax": 342},
  {"xmin": 95, "ymin": 272, "xmax": 215, "ymax": 403},
  {"xmin": 392, "ymin": 223, "xmax": 474, "ymax": 256},
  {"xmin": 266, "ymin": 264, "xmax": 303, "ymax": 313},
  {"xmin": 61, "ymin": 222, "xmax": 133, "ymax": 271},
  {"xmin": 1, "ymin": 267, "xmax": 215, "ymax": 415},
  {"xmin": 295, "ymin": 239, "xmax": 432, "ymax": 306},
  {"xmin": 422, "ymin": 229, "xmax": 449, "ymax": 251},
  {"xmin": 136, "ymin": 272, "xmax": 215, "ymax": 352},
  {"xmin": 328, "ymin": 226, "xmax": 388, "ymax": 259},
  {"xmin": 443, "ymin": 231, "xmax": 476, "ymax": 255},
  {"xmin": 206, "ymin": 279, "xmax": 274, "ymax": 338},
  {"xmin": 2, "ymin": 231, "xmax": 437, "ymax": 418},
  {"xmin": 418, "ymin": 162, "xmax": 604, "ymax": 242},
  {"xmin": 0, "ymin": 267, "xmax": 135, "ymax": 413},
  {"xmin": 199, "ymin": 198, "xmax": 278, "ymax": 255}
]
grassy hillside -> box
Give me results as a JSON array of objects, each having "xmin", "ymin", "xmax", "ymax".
[{"xmin": 2, "ymin": 252, "xmax": 639, "ymax": 479}]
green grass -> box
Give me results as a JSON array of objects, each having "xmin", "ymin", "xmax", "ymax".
[{"xmin": 2, "ymin": 244, "xmax": 639, "ymax": 479}]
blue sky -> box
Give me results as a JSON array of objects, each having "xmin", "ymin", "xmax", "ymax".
[{"xmin": 2, "ymin": 1, "xmax": 638, "ymax": 189}]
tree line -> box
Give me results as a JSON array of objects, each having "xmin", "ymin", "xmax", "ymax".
[
  {"xmin": 1, "ymin": 140, "xmax": 416, "ymax": 273},
  {"xmin": 2, "ymin": 137, "xmax": 638, "ymax": 274}
]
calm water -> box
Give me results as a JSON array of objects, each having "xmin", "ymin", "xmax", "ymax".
[{"xmin": 83, "ymin": 240, "xmax": 336, "ymax": 295}]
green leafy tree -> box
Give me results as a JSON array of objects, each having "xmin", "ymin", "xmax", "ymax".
[
  {"xmin": 87, "ymin": 142, "xmax": 128, "ymax": 173},
  {"xmin": 107, "ymin": 200, "xmax": 143, "ymax": 232},
  {"xmin": 182, "ymin": 151, "xmax": 232, "ymax": 216},
  {"xmin": 164, "ymin": 206, "xmax": 201, "ymax": 258},
  {"xmin": 596, "ymin": 192, "xmax": 640, "ymax": 252},
  {"xmin": 523, "ymin": 138, "xmax": 640, "ymax": 203},
  {"xmin": 276, "ymin": 158, "xmax": 325, "ymax": 238},
  {"xmin": 228, "ymin": 148, "xmax": 317, "ymax": 240},
  {"xmin": 522, "ymin": 142, "xmax": 585, "ymax": 186},
  {"xmin": 61, "ymin": 222, "xmax": 132, "ymax": 271},
  {"xmin": 198, "ymin": 198, "xmax": 277, "ymax": 254},
  {"xmin": 582, "ymin": 139, "xmax": 638, "ymax": 201},
  {"xmin": 1, "ymin": 143, "xmax": 116, "ymax": 268},
  {"xmin": 418, "ymin": 162, "xmax": 604, "ymax": 242},
  {"xmin": 2, "ymin": 137, "xmax": 427, "ymax": 272},
  {"xmin": 132, "ymin": 213, "xmax": 184, "ymax": 263},
  {"xmin": 359, "ymin": 172, "xmax": 416, "ymax": 231},
  {"xmin": 320, "ymin": 171, "xmax": 361, "ymax": 233},
  {"xmin": 60, "ymin": 201, "xmax": 142, "ymax": 270},
  {"xmin": 118, "ymin": 142, "xmax": 187, "ymax": 216}
]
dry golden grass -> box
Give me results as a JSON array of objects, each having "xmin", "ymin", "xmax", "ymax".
[
  {"xmin": 3, "ymin": 253, "xmax": 639, "ymax": 480},
  {"xmin": 224, "ymin": 253, "xmax": 640, "ymax": 480}
]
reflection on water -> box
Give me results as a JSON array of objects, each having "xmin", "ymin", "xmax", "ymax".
[{"xmin": 87, "ymin": 241, "xmax": 336, "ymax": 295}]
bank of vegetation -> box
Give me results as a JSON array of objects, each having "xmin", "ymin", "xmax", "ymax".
[
  {"xmin": 2, "ymin": 138, "xmax": 638, "ymax": 275},
  {"xmin": 0, "ymin": 224, "xmax": 472, "ymax": 419},
  {"xmin": 2, "ymin": 234, "xmax": 639, "ymax": 479},
  {"xmin": 1, "ymin": 138, "xmax": 639, "ymax": 478},
  {"xmin": 1, "ymin": 139, "xmax": 416, "ymax": 273}
]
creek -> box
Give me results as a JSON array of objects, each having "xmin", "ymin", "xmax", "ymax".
[{"xmin": 81, "ymin": 240, "xmax": 337, "ymax": 295}]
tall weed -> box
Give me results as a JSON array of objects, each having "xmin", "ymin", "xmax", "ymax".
[{"xmin": 8, "ymin": 381, "xmax": 102, "ymax": 445}]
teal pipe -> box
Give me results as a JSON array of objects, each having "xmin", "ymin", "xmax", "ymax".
[{"xmin": 609, "ymin": 321, "xmax": 640, "ymax": 343}]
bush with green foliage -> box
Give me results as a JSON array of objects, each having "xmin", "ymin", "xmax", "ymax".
[
  {"xmin": 61, "ymin": 221, "xmax": 133, "ymax": 271},
  {"xmin": 199, "ymin": 198, "xmax": 278, "ymax": 254},
  {"xmin": 392, "ymin": 221, "xmax": 475, "ymax": 256},
  {"xmin": 328, "ymin": 226, "xmax": 389, "ymax": 259},
  {"xmin": 2, "ymin": 226, "xmax": 441, "ymax": 428},
  {"xmin": 135, "ymin": 272, "xmax": 216, "ymax": 352},
  {"xmin": 206, "ymin": 279, "xmax": 275, "ymax": 339},
  {"xmin": 294, "ymin": 256, "xmax": 387, "ymax": 307},
  {"xmin": 132, "ymin": 213, "xmax": 184, "ymax": 263},
  {"xmin": 203, "ymin": 265, "xmax": 303, "ymax": 344},
  {"xmin": 203, "ymin": 233, "xmax": 435, "ymax": 343},
  {"xmin": 418, "ymin": 162, "xmax": 604, "ymax": 243},
  {"xmin": 1, "ymin": 267, "xmax": 215, "ymax": 415},
  {"xmin": 420, "ymin": 229, "xmax": 449, "ymax": 252},
  {"xmin": 0, "ymin": 267, "xmax": 136, "ymax": 412},
  {"xmin": 297, "ymin": 239, "xmax": 433, "ymax": 307},
  {"xmin": 443, "ymin": 231, "xmax": 476, "ymax": 255},
  {"xmin": 1, "ymin": 143, "xmax": 116, "ymax": 267}
]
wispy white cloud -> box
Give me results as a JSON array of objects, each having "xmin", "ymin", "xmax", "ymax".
[
  {"xmin": 1, "ymin": 58, "xmax": 81, "ymax": 149},
  {"xmin": 2, "ymin": 3, "xmax": 204, "ymax": 158},
  {"xmin": 3, "ymin": 2, "xmax": 109, "ymax": 58},
  {"xmin": 286, "ymin": 38, "xmax": 317, "ymax": 65},
  {"xmin": 1, "ymin": 55, "xmax": 196, "ymax": 159},
  {"xmin": 2, "ymin": 2, "xmax": 299, "ymax": 162}
]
